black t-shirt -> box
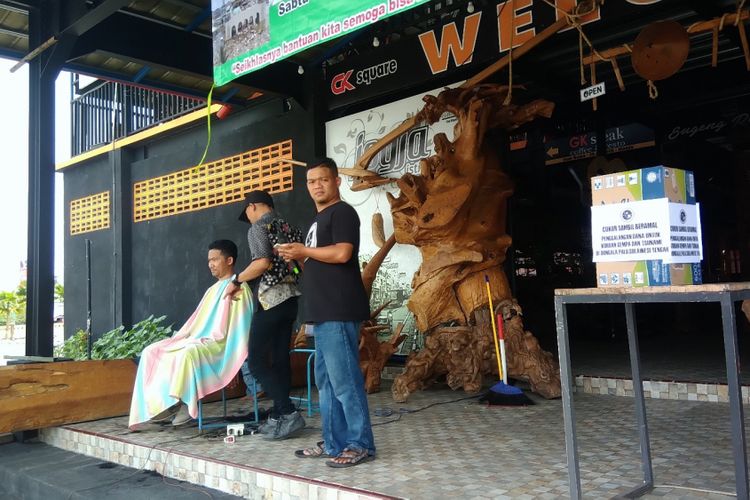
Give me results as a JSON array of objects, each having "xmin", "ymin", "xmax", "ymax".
[{"xmin": 302, "ymin": 201, "xmax": 370, "ymax": 323}]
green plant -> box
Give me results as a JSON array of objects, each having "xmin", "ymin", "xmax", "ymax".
[
  {"xmin": 52, "ymin": 315, "xmax": 173, "ymax": 361},
  {"xmin": 92, "ymin": 315, "xmax": 173, "ymax": 360},
  {"xmin": 54, "ymin": 329, "xmax": 89, "ymax": 360}
]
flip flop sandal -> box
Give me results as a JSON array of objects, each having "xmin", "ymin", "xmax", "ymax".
[
  {"xmin": 325, "ymin": 449, "xmax": 375, "ymax": 468},
  {"xmin": 294, "ymin": 441, "xmax": 331, "ymax": 458}
]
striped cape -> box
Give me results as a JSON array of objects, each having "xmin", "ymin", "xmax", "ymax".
[{"xmin": 128, "ymin": 278, "xmax": 252, "ymax": 429}]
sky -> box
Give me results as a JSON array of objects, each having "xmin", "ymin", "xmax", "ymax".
[{"xmin": 0, "ymin": 57, "xmax": 68, "ymax": 291}]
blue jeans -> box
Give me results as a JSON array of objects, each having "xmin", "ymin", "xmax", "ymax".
[
  {"xmin": 313, "ymin": 321, "xmax": 375, "ymax": 456},
  {"xmin": 241, "ymin": 360, "xmax": 262, "ymax": 395}
]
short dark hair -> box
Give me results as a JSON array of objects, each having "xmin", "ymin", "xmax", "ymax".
[
  {"xmin": 308, "ymin": 157, "xmax": 338, "ymax": 178},
  {"xmin": 208, "ymin": 239, "xmax": 238, "ymax": 263}
]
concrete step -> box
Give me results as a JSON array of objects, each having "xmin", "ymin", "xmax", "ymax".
[{"xmin": 0, "ymin": 440, "xmax": 242, "ymax": 500}]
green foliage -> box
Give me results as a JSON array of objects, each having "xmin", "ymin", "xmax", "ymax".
[
  {"xmin": 54, "ymin": 283, "xmax": 64, "ymax": 303},
  {"xmin": 92, "ymin": 315, "xmax": 173, "ymax": 360},
  {"xmin": 53, "ymin": 329, "xmax": 89, "ymax": 360},
  {"xmin": 0, "ymin": 290, "xmax": 23, "ymax": 326},
  {"xmin": 15, "ymin": 282, "xmax": 26, "ymax": 324},
  {"xmin": 52, "ymin": 315, "xmax": 173, "ymax": 361}
]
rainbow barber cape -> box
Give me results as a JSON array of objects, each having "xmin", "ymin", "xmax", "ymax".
[{"xmin": 128, "ymin": 279, "xmax": 252, "ymax": 428}]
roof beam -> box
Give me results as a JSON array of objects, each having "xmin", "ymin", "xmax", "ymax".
[
  {"xmin": 62, "ymin": 0, "xmax": 131, "ymax": 37},
  {"xmin": 71, "ymin": 12, "xmax": 212, "ymax": 76},
  {"xmin": 0, "ymin": 1, "xmax": 36, "ymax": 13},
  {"xmin": 184, "ymin": 6, "xmax": 210, "ymax": 33},
  {"xmin": 0, "ymin": 24, "xmax": 28, "ymax": 38},
  {"xmin": 71, "ymin": 11, "xmax": 302, "ymax": 99}
]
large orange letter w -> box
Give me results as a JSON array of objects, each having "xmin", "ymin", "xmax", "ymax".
[{"xmin": 418, "ymin": 12, "xmax": 482, "ymax": 75}]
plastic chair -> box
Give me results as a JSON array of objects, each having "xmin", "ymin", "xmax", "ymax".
[
  {"xmin": 197, "ymin": 377, "xmax": 259, "ymax": 431},
  {"xmin": 289, "ymin": 348, "xmax": 319, "ymax": 417}
]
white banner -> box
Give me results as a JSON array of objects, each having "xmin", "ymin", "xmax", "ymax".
[
  {"xmin": 325, "ymin": 83, "xmax": 461, "ymax": 347},
  {"xmin": 667, "ymin": 202, "xmax": 703, "ymax": 263},
  {"xmin": 591, "ymin": 199, "xmax": 702, "ymax": 264}
]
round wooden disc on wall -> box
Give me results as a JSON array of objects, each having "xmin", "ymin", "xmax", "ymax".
[{"xmin": 631, "ymin": 20, "xmax": 690, "ymax": 81}]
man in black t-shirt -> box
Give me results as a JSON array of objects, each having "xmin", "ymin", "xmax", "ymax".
[{"xmin": 278, "ymin": 158, "xmax": 375, "ymax": 468}]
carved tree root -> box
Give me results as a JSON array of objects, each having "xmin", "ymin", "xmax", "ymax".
[
  {"xmin": 392, "ymin": 304, "xmax": 561, "ymax": 402},
  {"xmin": 360, "ymin": 322, "xmax": 407, "ymax": 393},
  {"xmin": 495, "ymin": 299, "xmax": 561, "ymax": 399}
]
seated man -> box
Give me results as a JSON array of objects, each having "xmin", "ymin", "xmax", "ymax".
[{"xmin": 128, "ymin": 240, "xmax": 253, "ymax": 429}]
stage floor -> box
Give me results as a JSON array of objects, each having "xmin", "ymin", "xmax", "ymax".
[{"xmin": 40, "ymin": 383, "xmax": 748, "ymax": 499}]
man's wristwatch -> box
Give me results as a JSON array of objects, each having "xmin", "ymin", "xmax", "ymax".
[{"xmin": 232, "ymin": 275, "xmax": 242, "ymax": 287}]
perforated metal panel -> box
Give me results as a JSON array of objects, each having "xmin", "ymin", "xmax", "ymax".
[
  {"xmin": 133, "ymin": 140, "xmax": 294, "ymax": 222},
  {"xmin": 70, "ymin": 191, "xmax": 111, "ymax": 235}
]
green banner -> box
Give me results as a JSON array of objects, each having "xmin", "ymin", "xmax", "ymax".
[{"xmin": 211, "ymin": 0, "xmax": 430, "ymax": 86}]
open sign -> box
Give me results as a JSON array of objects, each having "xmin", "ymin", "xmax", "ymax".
[{"xmin": 580, "ymin": 82, "xmax": 606, "ymax": 102}]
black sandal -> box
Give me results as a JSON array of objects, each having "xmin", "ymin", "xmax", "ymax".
[
  {"xmin": 294, "ymin": 441, "xmax": 330, "ymax": 458},
  {"xmin": 325, "ymin": 448, "xmax": 375, "ymax": 468}
]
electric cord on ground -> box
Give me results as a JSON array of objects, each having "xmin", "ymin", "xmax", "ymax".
[
  {"xmin": 653, "ymin": 484, "xmax": 736, "ymax": 497},
  {"xmin": 372, "ymin": 394, "xmax": 481, "ymax": 427}
]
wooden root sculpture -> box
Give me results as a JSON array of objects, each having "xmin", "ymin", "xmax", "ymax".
[
  {"xmin": 359, "ymin": 235, "xmax": 408, "ymax": 393},
  {"xmin": 293, "ymin": 233, "xmax": 406, "ymax": 393},
  {"xmin": 387, "ymin": 84, "xmax": 562, "ymax": 402}
]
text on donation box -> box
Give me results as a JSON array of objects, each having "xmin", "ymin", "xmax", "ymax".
[{"xmin": 591, "ymin": 199, "xmax": 702, "ymax": 264}]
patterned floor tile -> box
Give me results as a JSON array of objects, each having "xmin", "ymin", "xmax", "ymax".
[{"xmin": 40, "ymin": 384, "xmax": 749, "ymax": 499}]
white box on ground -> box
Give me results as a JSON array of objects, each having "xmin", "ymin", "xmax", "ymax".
[
  {"xmin": 226, "ymin": 423, "xmax": 244, "ymax": 436},
  {"xmin": 591, "ymin": 199, "xmax": 702, "ymax": 264}
]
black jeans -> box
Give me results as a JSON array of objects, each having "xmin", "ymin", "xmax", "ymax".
[{"xmin": 248, "ymin": 296, "xmax": 298, "ymax": 417}]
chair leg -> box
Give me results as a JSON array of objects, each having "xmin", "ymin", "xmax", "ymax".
[
  {"xmin": 198, "ymin": 400, "xmax": 203, "ymax": 431},
  {"xmin": 306, "ymin": 352, "xmax": 314, "ymax": 417},
  {"xmin": 222, "ymin": 388, "xmax": 227, "ymax": 419},
  {"xmin": 252, "ymin": 378, "xmax": 259, "ymax": 423}
]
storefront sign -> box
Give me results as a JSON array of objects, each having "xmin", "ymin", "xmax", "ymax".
[
  {"xmin": 580, "ymin": 82, "xmax": 605, "ymax": 102},
  {"xmin": 326, "ymin": 83, "xmax": 462, "ymax": 346},
  {"xmin": 664, "ymin": 112, "xmax": 750, "ymax": 142},
  {"xmin": 326, "ymin": 0, "xmax": 665, "ymax": 110},
  {"xmin": 545, "ymin": 123, "xmax": 655, "ymax": 164},
  {"xmin": 591, "ymin": 199, "xmax": 702, "ymax": 263},
  {"xmin": 605, "ymin": 123, "xmax": 656, "ymax": 154},
  {"xmin": 211, "ymin": 0, "xmax": 429, "ymax": 86},
  {"xmin": 545, "ymin": 132, "xmax": 597, "ymax": 165}
]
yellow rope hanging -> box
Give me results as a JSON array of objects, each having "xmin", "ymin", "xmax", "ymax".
[
  {"xmin": 647, "ymin": 80, "xmax": 658, "ymax": 100},
  {"xmin": 195, "ymin": 83, "xmax": 215, "ymax": 170}
]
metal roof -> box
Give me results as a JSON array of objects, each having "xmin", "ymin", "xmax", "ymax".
[{"xmin": 1, "ymin": 0, "xmax": 749, "ymax": 111}]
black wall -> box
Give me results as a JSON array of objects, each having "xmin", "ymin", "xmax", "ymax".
[
  {"xmin": 63, "ymin": 154, "xmax": 116, "ymax": 339},
  {"xmin": 64, "ymin": 97, "xmax": 317, "ymax": 339}
]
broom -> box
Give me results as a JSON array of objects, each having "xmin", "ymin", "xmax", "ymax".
[{"xmin": 479, "ymin": 275, "xmax": 534, "ymax": 406}]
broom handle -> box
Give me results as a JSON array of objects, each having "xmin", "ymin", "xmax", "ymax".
[
  {"xmin": 497, "ymin": 314, "xmax": 508, "ymax": 385},
  {"xmin": 484, "ymin": 275, "xmax": 504, "ymax": 380}
]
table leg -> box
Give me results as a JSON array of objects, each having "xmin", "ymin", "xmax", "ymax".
[
  {"xmin": 624, "ymin": 303, "xmax": 654, "ymax": 498},
  {"xmin": 555, "ymin": 297, "xmax": 581, "ymax": 500},
  {"xmin": 720, "ymin": 295, "xmax": 749, "ymax": 500}
]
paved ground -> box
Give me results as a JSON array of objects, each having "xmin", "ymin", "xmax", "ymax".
[{"xmin": 49, "ymin": 383, "xmax": 748, "ymax": 499}]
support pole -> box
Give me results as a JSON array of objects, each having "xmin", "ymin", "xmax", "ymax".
[{"xmin": 25, "ymin": 3, "xmax": 75, "ymax": 357}]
